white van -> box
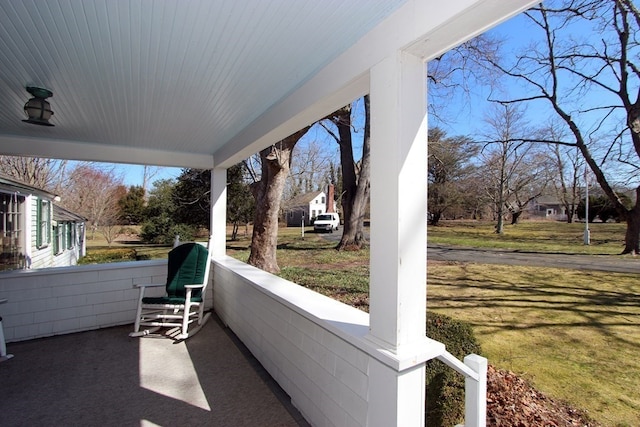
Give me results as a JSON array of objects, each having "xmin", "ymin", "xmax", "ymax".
[{"xmin": 313, "ymin": 212, "xmax": 340, "ymax": 233}]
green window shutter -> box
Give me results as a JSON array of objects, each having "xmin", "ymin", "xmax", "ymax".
[
  {"xmin": 36, "ymin": 199, "xmax": 42, "ymax": 248},
  {"xmin": 67, "ymin": 223, "xmax": 72, "ymax": 248},
  {"xmin": 52, "ymin": 224, "xmax": 59, "ymax": 254},
  {"xmin": 36, "ymin": 199, "xmax": 51, "ymax": 248},
  {"xmin": 45, "ymin": 201, "xmax": 50, "ymax": 245}
]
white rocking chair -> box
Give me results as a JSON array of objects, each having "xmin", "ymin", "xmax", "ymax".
[{"xmin": 130, "ymin": 240, "xmax": 212, "ymax": 340}]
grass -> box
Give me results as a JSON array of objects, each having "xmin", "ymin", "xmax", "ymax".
[
  {"xmin": 427, "ymin": 262, "xmax": 639, "ymax": 427},
  {"xmin": 428, "ymin": 220, "xmax": 628, "ymax": 255},
  {"xmin": 81, "ymin": 241, "xmax": 173, "ymax": 263},
  {"xmin": 83, "ymin": 229, "xmax": 195, "ymax": 262}
]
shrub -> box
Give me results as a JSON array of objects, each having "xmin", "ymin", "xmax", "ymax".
[
  {"xmin": 139, "ymin": 221, "xmax": 195, "ymax": 245},
  {"xmin": 78, "ymin": 248, "xmax": 137, "ymax": 264},
  {"xmin": 425, "ymin": 311, "xmax": 482, "ymax": 427}
]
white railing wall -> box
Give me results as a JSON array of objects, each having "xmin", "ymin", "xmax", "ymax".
[
  {"xmin": 0, "ymin": 260, "xmax": 214, "ymax": 342},
  {"xmin": 213, "ymin": 256, "xmax": 373, "ymax": 426},
  {"xmin": 212, "ymin": 255, "xmax": 456, "ymax": 427}
]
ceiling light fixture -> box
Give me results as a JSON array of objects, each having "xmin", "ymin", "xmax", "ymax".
[{"xmin": 22, "ymin": 86, "xmax": 54, "ymax": 127}]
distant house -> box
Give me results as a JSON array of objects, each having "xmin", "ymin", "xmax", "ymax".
[
  {"xmin": 0, "ymin": 176, "xmax": 86, "ymax": 272},
  {"xmin": 284, "ymin": 191, "xmax": 326, "ymax": 227},
  {"xmin": 531, "ymin": 195, "xmax": 569, "ymax": 221},
  {"xmin": 284, "ymin": 184, "xmax": 338, "ymax": 227}
]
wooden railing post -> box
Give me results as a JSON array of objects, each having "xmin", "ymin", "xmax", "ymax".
[{"xmin": 464, "ymin": 354, "xmax": 488, "ymax": 427}]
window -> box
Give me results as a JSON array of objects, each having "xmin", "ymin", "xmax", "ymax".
[
  {"xmin": 37, "ymin": 199, "xmax": 51, "ymax": 248},
  {"xmin": 1, "ymin": 192, "xmax": 25, "ymax": 271},
  {"xmin": 321, "ymin": 196, "xmax": 325, "ymax": 204},
  {"xmin": 54, "ymin": 222, "xmax": 71, "ymax": 255}
]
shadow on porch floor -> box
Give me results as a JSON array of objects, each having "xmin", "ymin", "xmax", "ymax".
[{"xmin": 0, "ymin": 313, "xmax": 310, "ymax": 427}]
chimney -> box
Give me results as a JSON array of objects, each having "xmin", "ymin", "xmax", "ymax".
[{"xmin": 326, "ymin": 184, "xmax": 335, "ymax": 213}]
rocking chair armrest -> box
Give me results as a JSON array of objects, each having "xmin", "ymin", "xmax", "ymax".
[
  {"xmin": 134, "ymin": 283, "xmax": 165, "ymax": 289},
  {"xmin": 184, "ymin": 284, "xmax": 206, "ymax": 289}
]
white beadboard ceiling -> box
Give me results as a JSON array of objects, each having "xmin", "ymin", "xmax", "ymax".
[
  {"xmin": 0, "ymin": 0, "xmax": 407, "ymax": 167},
  {"xmin": 0, "ymin": 0, "xmax": 536, "ymax": 168}
]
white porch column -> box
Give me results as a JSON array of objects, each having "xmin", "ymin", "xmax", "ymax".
[
  {"xmin": 367, "ymin": 49, "xmax": 428, "ymax": 426},
  {"xmin": 210, "ymin": 167, "xmax": 227, "ymax": 257}
]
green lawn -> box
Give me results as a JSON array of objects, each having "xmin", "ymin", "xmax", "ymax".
[
  {"xmin": 427, "ymin": 262, "xmax": 639, "ymax": 427},
  {"xmin": 428, "ymin": 220, "xmax": 628, "ymax": 255}
]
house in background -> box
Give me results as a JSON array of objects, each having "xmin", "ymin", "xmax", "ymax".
[
  {"xmin": 50, "ymin": 204, "xmax": 86, "ymax": 268},
  {"xmin": 284, "ymin": 191, "xmax": 326, "ymax": 226},
  {"xmin": 530, "ymin": 195, "xmax": 569, "ymax": 221},
  {"xmin": 285, "ymin": 184, "xmax": 337, "ymax": 226},
  {"xmin": 0, "ymin": 176, "xmax": 85, "ymax": 272}
]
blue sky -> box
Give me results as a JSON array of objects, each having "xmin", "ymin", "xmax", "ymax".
[{"xmin": 119, "ymin": 164, "xmax": 182, "ymax": 187}]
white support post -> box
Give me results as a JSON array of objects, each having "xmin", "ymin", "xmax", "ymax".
[
  {"xmin": 367, "ymin": 49, "xmax": 428, "ymax": 426},
  {"xmin": 210, "ymin": 167, "xmax": 227, "ymax": 257},
  {"xmin": 0, "ymin": 299, "xmax": 14, "ymax": 362},
  {"xmin": 464, "ymin": 354, "xmax": 488, "ymax": 427}
]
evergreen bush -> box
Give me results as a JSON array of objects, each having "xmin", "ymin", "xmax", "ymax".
[{"xmin": 425, "ymin": 312, "xmax": 482, "ymax": 427}]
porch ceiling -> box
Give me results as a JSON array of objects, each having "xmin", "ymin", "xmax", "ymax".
[{"xmin": 0, "ymin": 0, "xmax": 537, "ymax": 169}]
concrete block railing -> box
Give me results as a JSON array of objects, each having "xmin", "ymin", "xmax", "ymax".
[{"xmin": 0, "ymin": 260, "xmax": 213, "ymax": 342}]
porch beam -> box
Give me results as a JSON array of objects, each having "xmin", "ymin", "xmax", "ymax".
[{"xmin": 0, "ymin": 135, "xmax": 215, "ymax": 170}]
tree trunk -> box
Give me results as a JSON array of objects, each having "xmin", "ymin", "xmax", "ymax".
[
  {"xmin": 336, "ymin": 96, "xmax": 371, "ymax": 250},
  {"xmin": 621, "ymin": 186, "xmax": 640, "ymax": 255},
  {"xmin": 566, "ymin": 205, "xmax": 574, "ymax": 223},
  {"xmin": 495, "ymin": 212, "xmax": 504, "ymax": 233},
  {"xmin": 430, "ymin": 212, "xmax": 442, "ymax": 226},
  {"xmin": 247, "ymin": 128, "xmax": 309, "ymax": 273},
  {"xmin": 510, "ymin": 210, "xmax": 522, "ymax": 225}
]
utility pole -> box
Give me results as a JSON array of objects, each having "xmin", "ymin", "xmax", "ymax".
[{"xmin": 584, "ymin": 167, "xmax": 590, "ymax": 245}]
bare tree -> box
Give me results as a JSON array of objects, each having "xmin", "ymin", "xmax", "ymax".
[
  {"xmin": 541, "ymin": 122, "xmax": 584, "ymax": 223},
  {"xmin": 286, "ymin": 137, "xmax": 335, "ymax": 200},
  {"xmin": 479, "ymin": 0, "xmax": 640, "ymax": 253},
  {"xmin": 322, "ymin": 96, "xmax": 370, "ymax": 250},
  {"xmin": 141, "ymin": 165, "xmax": 160, "ymax": 202},
  {"xmin": 480, "ymin": 104, "xmax": 539, "ymax": 233},
  {"xmin": 505, "ymin": 150, "xmax": 550, "ymax": 224},
  {"xmin": 427, "ymin": 34, "xmax": 503, "ymax": 125},
  {"xmin": 247, "ymin": 127, "xmax": 310, "ymax": 273},
  {"xmin": 60, "ymin": 163, "xmax": 125, "ymax": 243},
  {"xmin": 0, "ymin": 156, "xmax": 68, "ymax": 194}
]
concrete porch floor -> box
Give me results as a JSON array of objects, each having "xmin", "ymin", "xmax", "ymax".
[{"xmin": 0, "ymin": 313, "xmax": 310, "ymax": 427}]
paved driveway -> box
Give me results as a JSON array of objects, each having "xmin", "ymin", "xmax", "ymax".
[
  {"xmin": 427, "ymin": 244, "xmax": 640, "ymax": 274},
  {"xmin": 317, "ymin": 227, "xmax": 640, "ymax": 274}
]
